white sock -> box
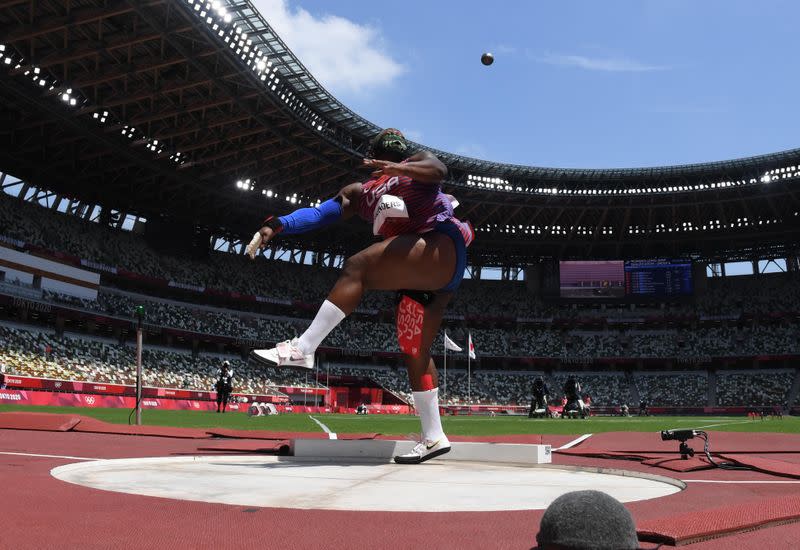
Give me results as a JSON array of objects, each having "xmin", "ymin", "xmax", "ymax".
[
  {"xmin": 296, "ymin": 300, "xmax": 346, "ymax": 355},
  {"xmin": 413, "ymin": 388, "xmax": 446, "ymax": 442}
]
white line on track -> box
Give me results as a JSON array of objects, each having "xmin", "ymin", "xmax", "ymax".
[
  {"xmin": 0, "ymin": 451, "xmax": 101, "ymax": 461},
  {"xmin": 681, "ymin": 480, "xmax": 800, "ymax": 484},
  {"xmin": 689, "ymin": 419, "xmax": 755, "ymax": 430},
  {"xmin": 308, "ymin": 415, "xmax": 337, "ymax": 439},
  {"xmin": 555, "ymin": 433, "xmax": 593, "ymax": 451}
]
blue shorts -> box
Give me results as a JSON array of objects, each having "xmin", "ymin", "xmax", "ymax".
[{"xmin": 433, "ymin": 220, "xmax": 468, "ymax": 293}]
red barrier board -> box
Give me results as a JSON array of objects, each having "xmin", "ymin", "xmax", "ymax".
[
  {"xmin": 277, "ymin": 404, "xmax": 411, "ymax": 415},
  {"xmin": 278, "ymin": 386, "xmax": 327, "ymax": 396},
  {"xmin": 443, "ymin": 405, "xmax": 527, "ymax": 415},
  {"xmin": 0, "ymin": 389, "xmax": 244, "ymax": 412},
  {"xmin": 3, "ymin": 376, "xmax": 47, "ymax": 389},
  {"xmin": 365, "ymin": 404, "xmax": 410, "ymax": 414},
  {"xmin": 0, "ymin": 390, "xmax": 410, "ymax": 414},
  {"xmin": 76, "ymin": 381, "xmax": 129, "ymax": 394},
  {"xmin": 1, "ymin": 375, "xmax": 288, "ymax": 403},
  {"xmin": 277, "ymin": 405, "xmax": 333, "ymax": 414},
  {"xmin": 3, "ymin": 375, "xmax": 132, "ymax": 395},
  {"xmin": 1, "ymin": 376, "xmax": 334, "ymax": 406}
]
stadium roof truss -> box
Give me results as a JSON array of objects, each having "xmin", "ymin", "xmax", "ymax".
[{"xmin": 0, "ymin": 0, "xmax": 798, "ymax": 264}]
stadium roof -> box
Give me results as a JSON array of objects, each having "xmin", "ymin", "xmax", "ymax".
[
  {"xmin": 0, "ymin": 0, "xmax": 798, "ymax": 263},
  {"xmin": 224, "ymin": 1, "xmax": 800, "ymax": 183}
]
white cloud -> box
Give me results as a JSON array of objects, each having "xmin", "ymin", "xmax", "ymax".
[
  {"xmin": 454, "ymin": 143, "xmax": 489, "ymax": 159},
  {"xmin": 494, "ymin": 44, "xmax": 517, "ymax": 55},
  {"xmin": 251, "ymin": 0, "xmax": 405, "ymax": 94},
  {"xmin": 540, "ymin": 53, "xmax": 667, "ymax": 72},
  {"xmin": 403, "ymin": 129, "xmax": 424, "ymax": 143}
]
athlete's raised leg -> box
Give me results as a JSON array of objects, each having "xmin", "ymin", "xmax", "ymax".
[{"xmin": 251, "ymin": 231, "xmax": 457, "ymax": 368}]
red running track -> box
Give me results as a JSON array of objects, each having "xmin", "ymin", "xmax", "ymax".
[{"xmin": 2, "ymin": 427, "xmax": 800, "ymax": 549}]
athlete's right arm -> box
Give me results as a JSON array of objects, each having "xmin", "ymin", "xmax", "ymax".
[
  {"xmin": 246, "ymin": 182, "xmax": 363, "ymax": 259},
  {"xmin": 363, "ymin": 151, "xmax": 447, "ymax": 183}
]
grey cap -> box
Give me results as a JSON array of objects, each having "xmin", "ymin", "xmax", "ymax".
[{"xmin": 535, "ymin": 491, "xmax": 639, "ymax": 550}]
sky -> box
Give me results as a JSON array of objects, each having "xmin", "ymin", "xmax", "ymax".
[{"xmin": 252, "ymin": 0, "xmax": 800, "ymax": 168}]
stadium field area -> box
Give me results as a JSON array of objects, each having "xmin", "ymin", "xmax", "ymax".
[{"xmin": 1, "ymin": 404, "xmax": 796, "ymax": 436}]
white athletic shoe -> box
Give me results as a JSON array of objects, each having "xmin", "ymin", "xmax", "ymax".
[
  {"xmin": 250, "ymin": 338, "xmax": 314, "ymax": 370},
  {"xmin": 394, "ymin": 436, "xmax": 451, "ymax": 464}
]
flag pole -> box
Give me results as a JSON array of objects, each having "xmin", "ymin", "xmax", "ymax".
[
  {"xmin": 467, "ymin": 332, "xmax": 471, "ymax": 405},
  {"xmin": 443, "ymin": 330, "xmax": 448, "ymax": 404},
  {"xmin": 313, "ymin": 356, "xmax": 320, "ymax": 409}
]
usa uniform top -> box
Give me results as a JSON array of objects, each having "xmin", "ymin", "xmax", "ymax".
[{"xmin": 357, "ymin": 173, "xmax": 475, "ymax": 246}]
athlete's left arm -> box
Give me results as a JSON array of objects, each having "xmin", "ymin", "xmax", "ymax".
[{"xmin": 364, "ymin": 151, "xmax": 447, "ymax": 183}]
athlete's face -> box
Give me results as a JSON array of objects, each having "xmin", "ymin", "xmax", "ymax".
[{"xmin": 370, "ymin": 129, "xmax": 407, "ymax": 162}]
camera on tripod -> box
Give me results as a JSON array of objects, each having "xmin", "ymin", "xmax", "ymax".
[
  {"xmin": 660, "ymin": 429, "xmax": 696, "ymax": 442},
  {"xmin": 660, "ymin": 429, "xmax": 697, "ymax": 459}
]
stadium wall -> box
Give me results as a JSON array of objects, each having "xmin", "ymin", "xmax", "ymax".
[{"xmin": 0, "ymin": 245, "xmax": 100, "ymax": 300}]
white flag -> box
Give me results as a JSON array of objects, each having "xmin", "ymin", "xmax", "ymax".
[
  {"xmin": 468, "ymin": 332, "xmax": 476, "ymax": 360},
  {"xmin": 443, "ymin": 332, "xmax": 462, "ymax": 352}
]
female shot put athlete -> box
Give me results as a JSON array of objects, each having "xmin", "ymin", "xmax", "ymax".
[{"xmin": 246, "ymin": 129, "xmax": 473, "ymax": 463}]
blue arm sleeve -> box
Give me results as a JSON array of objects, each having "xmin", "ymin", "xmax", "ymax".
[{"xmin": 278, "ymin": 197, "xmax": 343, "ymax": 235}]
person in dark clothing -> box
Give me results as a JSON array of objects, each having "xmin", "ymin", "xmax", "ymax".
[
  {"xmin": 562, "ymin": 376, "xmax": 586, "ymax": 419},
  {"xmin": 215, "ymin": 361, "xmax": 233, "ymax": 413},
  {"xmin": 528, "ymin": 377, "xmax": 550, "ymax": 418}
]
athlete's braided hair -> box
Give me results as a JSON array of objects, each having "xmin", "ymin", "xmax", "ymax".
[{"xmin": 367, "ymin": 128, "xmax": 410, "ymax": 162}]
